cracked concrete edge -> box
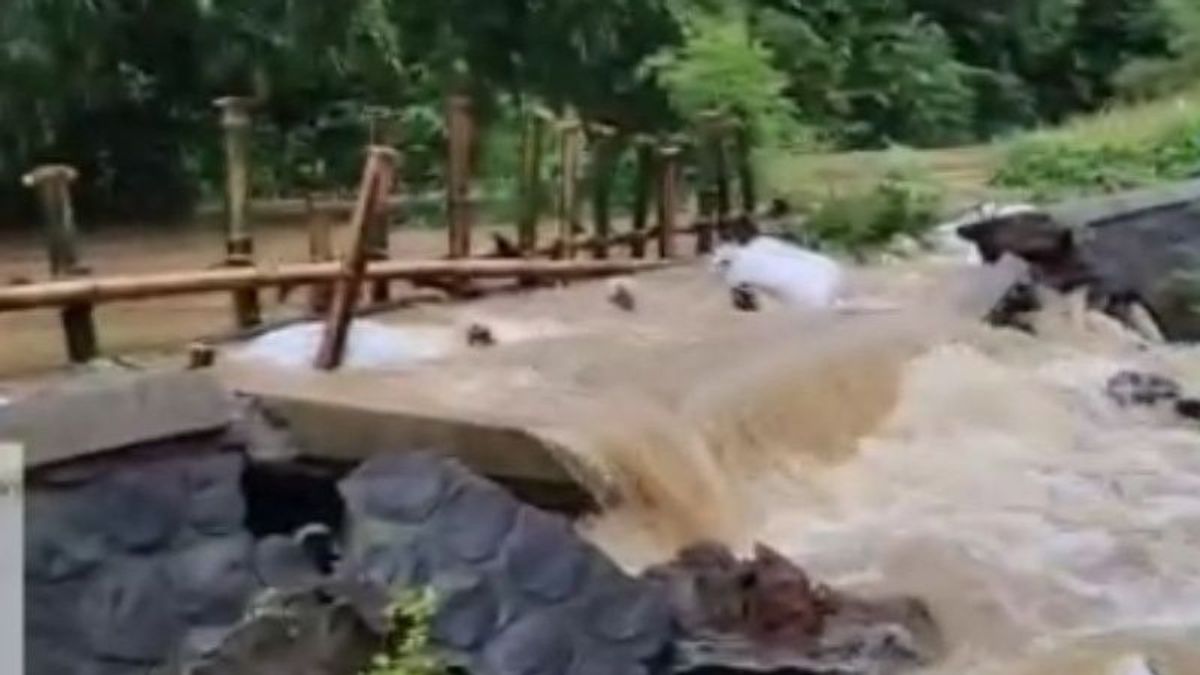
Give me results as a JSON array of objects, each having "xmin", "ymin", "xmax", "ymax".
[{"xmin": 0, "ymin": 371, "xmax": 235, "ymax": 469}]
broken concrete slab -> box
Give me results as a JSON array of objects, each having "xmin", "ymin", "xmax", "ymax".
[{"xmin": 0, "ymin": 371, "xmax": 235, "ymax": 469}]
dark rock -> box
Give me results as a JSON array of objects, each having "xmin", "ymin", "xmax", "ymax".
[
  {"xmin": 431, "ymin": 570, "xmax": 501, "ymax": 651},
  {"xmin": 170, "ymin": 535, "xmax": 257, "ymax": 627},
  {"xmin": 1177, "ymin": 398, "xmax": 1200, "ymax": 420},
  {"xmin": 254, "ymin": 535, "xmax": 325, "ymax": 591},
  {"xmin": 188, "ymin": 585, "xmax": 381, "ymax": 675},
  {"xmin": 185, "ymin": 461, "xmax": 247, "ymax": 537},
  {"xmin": 98, "ymin": 462, "xmax": 186, "ymax": 552},
  {"xmin": 468, "ymin": 323, "xmax": 498, "ymax": 348},
  {"xmin": 26, "ymin": 488, "xmax": 109, "ymax": 583},
  {"xmin": 1106, "ymin": 371, "xmax": 1183, "ymax": 408},
  {"xmin": 481, "ymin": 612, "xmax": 575, "ymax": 675},
  {"xmin": 340, "ymin": 453, "xmax": 451, "ymax": 523},
  {"xmin": 610, "ymin": 281, "xmax": 638, "ymax": 313},
  {"xmin": 732, "ymin": 285, "xmax": 760, "ymax": 313},
  {"xmin": 503, "ymin": 508, "xmax": 590, "ymax": 604},
  {"xmin": 648, "ymin": 542, "xmax": 941, "ymax": 675},
  {"xmin": 78, "ymin": 556, "xmax": 182, "ymax": 663},
  {"xmin": 434, "ymin": 477, "xmax": 519, "ymax": 564},
  {"xmin": 956, "ymin": 184, "xmax": 1200, "ymax": 341},
  {"xmin": 339, "ymin": 453, "xmax": 674, "ymax": 674}
]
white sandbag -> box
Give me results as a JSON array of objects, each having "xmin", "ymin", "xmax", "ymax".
[
  {"xmin": 712, "ymin": 236, "xmax": 845, "ymax": 309},
  {"xmin": 232, "ymin": 319, "xmax": 455, "ymax": 370}
]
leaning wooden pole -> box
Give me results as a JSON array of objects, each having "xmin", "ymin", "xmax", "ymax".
[
  {"xmin": 446, "ymin": 93, "xmax": 474, "ymax": 259},
  {"xmin": 215, "ymin": 96, "xmax": 261, "ymax": 329},
  {"xmin": 314, "ymin": 146, "xmax": 398, "ymax": 371},
  {"xmin": 23, "ymin": 165, "xmax": 98, "ymax": 364},
  {"xmin": 0, "ymin": 259, "xmax": 673, "ymax": 312}
]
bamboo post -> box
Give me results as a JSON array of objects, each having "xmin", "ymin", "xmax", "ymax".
[
  {"xmin": 630, "ymin": 138, "xmax": 655, "ymax": 259},
  {"xmin": 446, "ymin": 93, "xmax": 474, "ymax": 259},
  {"xmin": 518, "ymin": 108, "xmax": 550, "ymax": 255},
  {"xmin": 314, "ymin": 146, "xmax": 398, "ymax": 371},
  {"xmin": 215, "ymin": 96, "xmax": 261, "ymax": 329},
  {"xmin": 588, "ymin": 123, "xmax": 619, "ymax": 260},
  {"xmin": 23, "ymin": 165, "xmax": 98, "ymax": 364},
  {"xmin": 656, "ymin": 146, "xmax": 681, "ymax": 259},
  {"xmin": 557, "ymin": 111, "xmax": 584, "ymax": 260},
  {"xmin": 305, "ymin": 193, "xmax": 335, "ymax": 314}
]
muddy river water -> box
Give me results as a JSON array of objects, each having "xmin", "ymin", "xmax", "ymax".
[{"xmin": 223, "ymin": 258, "xmax": 1200, "ymax": 674}]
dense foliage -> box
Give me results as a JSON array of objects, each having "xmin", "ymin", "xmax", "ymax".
[{"xmin": 0, "ymin": 0, "xmax": 1186, "ymax": 224}]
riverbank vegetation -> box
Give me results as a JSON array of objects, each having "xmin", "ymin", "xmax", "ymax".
[{"xmin": 0, "ymin": 0, "xmax": 1196, "ymax": 228}]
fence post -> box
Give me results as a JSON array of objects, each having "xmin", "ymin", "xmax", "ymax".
[
  {"xmin": 518, "ymin": 108, "xmax": 548, "ymax": 255},
  {"xmin": 367, "ymin": 145, "xmax": 400, "ymax": 304},
  {"xmin": 446, "ymin": 93, "xmax": 474, "ymax": 259},
  {"xmin": 306, "ymin": 193, "xmax": 334, "ymax": 314},
  {"xmin": 630, "ymin": 138, "xmax": 655, "ymax": 259},
  {"xmin": 215, "ymin": 96, "xmax": 261, "ymax": 329},
  {"xmin": 557, "ymin": 111, "xmax": 584, "ymax": 260},
  {"xmin": 22, "ymin": 165, "xmax": 98, "ymax": 364},
  {"xmin": 588, "ymin": 123, "xmax": 618, "ymax": 260},
  {"xmin": 656, "ymin": 146, "xmax": 681, "ymax": 259},
  {"xmin": 315, "ymin": 146, "xmax": 398, "ymax": 371}
]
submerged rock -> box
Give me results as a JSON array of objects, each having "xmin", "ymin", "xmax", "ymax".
[{"xmin": 645, "ymin": 542, "xmax": 942, "ymax": 675}]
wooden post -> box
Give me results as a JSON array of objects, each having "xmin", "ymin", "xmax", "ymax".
[
  {"xmin": 315, "ymin": 146, "xmax": 398, "ymax": 371},
  {"xmin": 557, "ymin": 111, "xmax": 584, "ymax": 260},
  {"xmin": 366, "ymin": 146, "xmax": 400, "ymax": 304},
  {"xmin": 734, "ymin": 119, "xmax": 757, "ymax": 216},
  {"xmin": 588, "ymin": 124, "xmax": 619, "ymax": 260},
  {"xmin": 630, "ymin": 139, "xmax": 655, "ymax": 259},
  {"xmin": 23, "ymin": 165, "xmax": 98, "ymax": 364},
  {"xmin": 656, "ymin": 146, "xmax": 681, "ymax": 259},
  {"xmin": 215, "ymin": 96, "xmax": 261, "ymax": 328},
  {"xmin": 306, "ymin": 193, "xmax": 335, "ymax": 314},
  {"xmin": 517, "ymin": 108, "xmax": 549, "ymax": 255},
  {"xmin": 446, "ymin": 93, "xmax": 474, "ymax": 259}
]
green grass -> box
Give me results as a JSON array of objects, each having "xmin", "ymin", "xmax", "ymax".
[{"xmin": 762, "ymin": 86, "xmax": 1200, "ymax": 210}]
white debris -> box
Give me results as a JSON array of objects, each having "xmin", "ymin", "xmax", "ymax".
[
  {"xmin": 233, "ymin": 319, "xmax": 456, "ymax": 370},
  {"xmin": 712, "ymin": 236, "xmax": 845, "ymax": 310}
]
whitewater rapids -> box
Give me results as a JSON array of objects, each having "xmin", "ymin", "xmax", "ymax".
[{"xmin": 567, "ymin": 278, "xmax": 1200, "ymax": 674}]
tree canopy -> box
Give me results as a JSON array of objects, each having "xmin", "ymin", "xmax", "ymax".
[{"xmin": 0, "ymin": 0, "xmax": 1186, "ymax": 223}]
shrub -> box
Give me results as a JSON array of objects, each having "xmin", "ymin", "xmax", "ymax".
[
  {"xmin": 798, "ymin": 161, "xmax": 944, "ymax": 254},
  {"xmin": 362, "ymin": 589, "xmax": 445, "ymax": 675},
  {"xmin": 992, "ymin": 110, "xmax": 1200, "ymax": 200}
]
